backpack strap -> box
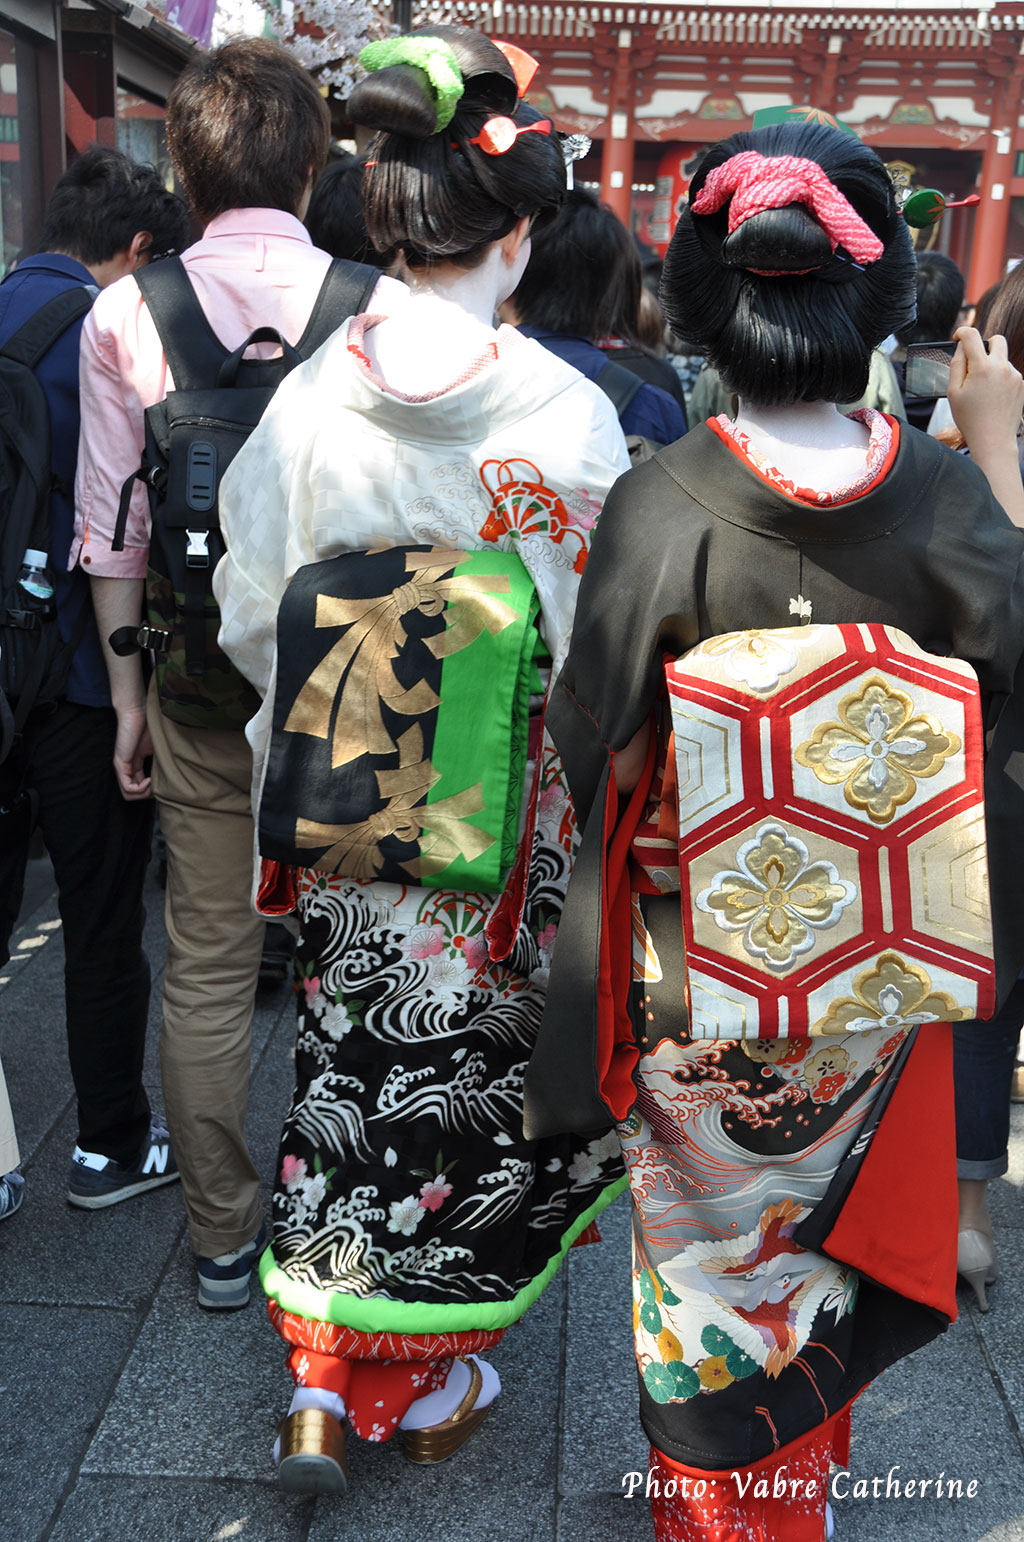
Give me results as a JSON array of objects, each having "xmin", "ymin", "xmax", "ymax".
[
  {"xmin": 134, "ymin": 258, "xmax": 230, "ymax": 389},
  {"xmin": 7, "ymin": 599, "xmax": 90, "ymax": 743},
  {"xmin": 296, "ymin": 259, "xmax": 380, "ymax": 357},
  {"xmin": 596, "ymin": 358, "xmax": 644, "ymax": 422},
  {"xmin": 0, "ymin": 286, "xmax": 96, "ymax": 371}
]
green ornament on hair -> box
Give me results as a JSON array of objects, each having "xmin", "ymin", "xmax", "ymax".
[{"xmin": 359, "ymin": 36, "xmax": 465, "ymax": 133}]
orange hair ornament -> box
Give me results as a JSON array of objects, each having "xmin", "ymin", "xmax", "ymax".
[
  {"xmin": 462, "ymin": 42, "xmax": 548, "ymax": 156},
  {"xmin": 468, "ymin": 117, "xmax": 552, "ymax": 155},
  {"xmin": 492, "ymin": 40, "xmax": 540, "ymax": 98}
]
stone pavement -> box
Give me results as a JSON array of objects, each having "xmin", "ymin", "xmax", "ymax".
[{"xmin": 2, "ymin": 858, "xmax": 1024, "ymax": 1542}]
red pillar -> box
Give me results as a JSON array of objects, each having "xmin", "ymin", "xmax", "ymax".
[
  {"xmin": 967, "ymin": 71, "xmax": 1023, "ymax": 302},
  {"xmin": 600, "ymin": 30, "xmax": 634, "ymax": 226}
]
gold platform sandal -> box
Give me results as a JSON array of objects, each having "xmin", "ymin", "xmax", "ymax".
[
  {"xmin": 277, "ymin": 1407, "xmax": 348, "ymax": 1494},
  {"xmin": 402, "ymin": 1358, "xmax": 491, "ymax": 1464}
]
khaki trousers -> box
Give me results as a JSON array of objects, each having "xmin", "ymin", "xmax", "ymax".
[
  {"xmin": 148, "ymin": 681, "xmax": 265, "ymax": 1257},
  {"xmin": 0, "ymin": 1054, "xmax": 18, "ymax": 1174}
]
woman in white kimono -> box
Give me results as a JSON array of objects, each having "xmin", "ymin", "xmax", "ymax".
[{"xmin": 216, "ymin": 25, "xmax": 630, "ymax": 1494}]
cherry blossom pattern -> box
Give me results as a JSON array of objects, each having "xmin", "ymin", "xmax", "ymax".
[
  {"xmin": 568, "ymin": 1131, "xmax": 621, "ymax": 1185},
  {"xmin": 696, "ymin": 822, "xmax": 857, "ymax": 972},
  {"xmin": 536, "ymin": 920, "xmax": 558, "ymax": 969},
  {"xmin": 740, "ymin": 1039, "xmax": 810, "ymax": 1072},
  {"xmin": 387, "ymin": 1196, "xmax": 427, "ymax": 1236},
  {"xmin": 410, "ymin": 1150, "xmax": 456, "ymax": 1213},
  {"xmin": 281, "ymin": 1154, "xmax": 308, "ymax": 1192},
  {"xmin": 303, "ymin": 972, "xmax": 326, "ymax": 1016},
  {"xmin": 280, "ymin": 1153, "xmax": 336, "ymax": 1224},
  {"xmin": 564, "ymin": 487, "xmax": 602, "ymax": 530},
  {"xmin": 802, "ymin": 1044, "xmax": 852, "ymax": 1104}
]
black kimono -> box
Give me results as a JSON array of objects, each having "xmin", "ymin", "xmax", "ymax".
[{"xmin": 528, "ymin": 421, "xmax": 1024, "ymax": 1474}]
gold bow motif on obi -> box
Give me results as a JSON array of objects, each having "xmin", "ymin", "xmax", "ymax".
[
  {"xmin": 293, "ymin": 726, "xmax": 495, "ymax": 882},
  {"xmin": 284, "ymin": 548, "xmax": 523, "ymax": 768}
]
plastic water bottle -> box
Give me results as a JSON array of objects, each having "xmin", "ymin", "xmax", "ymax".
[{"xmin": 17, "ymin": 548, "xmax": 54, "ymax": 610}]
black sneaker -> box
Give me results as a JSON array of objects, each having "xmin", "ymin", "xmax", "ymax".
[{"xmin": 67, "ymin": 1118, "xmax": 179, "ymax": 1210}]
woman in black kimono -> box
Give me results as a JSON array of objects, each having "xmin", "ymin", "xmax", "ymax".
[{"xmin": 530, "ymin": 121, "xmax": 1024, "ymax": 1541}]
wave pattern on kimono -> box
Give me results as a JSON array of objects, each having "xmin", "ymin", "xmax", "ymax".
[{"xmin": 261, "ymin": 739, "xmax": 627, "ymax": 1337}]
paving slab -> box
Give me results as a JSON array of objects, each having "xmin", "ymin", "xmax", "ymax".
[
  {"xmin": 0, "ymin": 1104, "xmax": 187, "ymax": 1310},
  {"xmin": 965, "ymin": 1224, "xmax": 1024, "ymax": 1463},
  {"xmin": 833, "ymin": 1305, "xmax": 1024, "ymax": 1541},
  {"xmin": 83, "ymin": 1235, "xmax": 286, "ymax": 1482},
  {"xmin": 47, "ymin": 1477, "xmax": 313, "ymax": 1542},
  {"xmin": 557, "ymin": 1493, "xmax": 655, "ymax": 1542},
  {"xmin": 562, "ymin": 1193, "xmax": 649, "ymax": 1494},
  {"xmin": 81, "ymin": 1013, "xmax": 304, "ymax": 1481},
  {"xmin": 0, "ymin": 1304, "xmax": 141, "ymax": 1539}
]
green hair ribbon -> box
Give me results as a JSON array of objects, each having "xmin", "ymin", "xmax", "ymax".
[{"xmin": 359, "ymin": 37, "xmax": 465, "ymax": 133}]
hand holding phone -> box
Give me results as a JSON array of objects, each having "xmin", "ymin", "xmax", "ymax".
[
  {"xmin": 947, "ymin": 326, "xmax": 1024, "ymax": 457},
  {"xmin": 904, "ymin": 339, "xmax": 960, "ymax": 398}
]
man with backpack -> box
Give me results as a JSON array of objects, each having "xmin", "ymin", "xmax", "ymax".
[
  {"xmin": 0, "ymin": 147, "xmax": 188, "ymax": 1211},
  {"xmin": 74, "ymin": 39, "xmax": 405, "ymax": 1310}
]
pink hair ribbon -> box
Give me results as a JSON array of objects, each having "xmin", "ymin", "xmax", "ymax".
[
  {"xmin": 691, "ymin": 151, "xmax": 884, "ymax": 266},
  {"xmin": 467, "ymin": 116, "xmax": 552, "ymax": 155}
]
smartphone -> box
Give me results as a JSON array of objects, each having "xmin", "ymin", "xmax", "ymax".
[{"xmin": 904, "ymin": 339, "xmax": 958, "ymax": 398}]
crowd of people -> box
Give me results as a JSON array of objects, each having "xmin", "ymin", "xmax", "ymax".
[{"xmin": 2, "ymin": 24, "xmax": 1023, "ymax": 1542}]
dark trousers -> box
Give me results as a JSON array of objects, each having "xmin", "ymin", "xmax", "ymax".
[
  {"xmin": 0, "ymin": 701, "xmax": 153, "ymax": 1165},
  {"xmin": 953, "ymin": 972, "xmax": 1024, "ymax": 1181}
]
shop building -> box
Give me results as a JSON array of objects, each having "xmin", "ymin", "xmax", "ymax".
[{"xmin": 0, "ymin": 0, "xmax": 193, "ymax": 275}]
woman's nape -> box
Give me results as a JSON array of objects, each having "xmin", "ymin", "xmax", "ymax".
[{"xmin": 360, "ymin": 215, "xmax": 533, "ymax": 396}]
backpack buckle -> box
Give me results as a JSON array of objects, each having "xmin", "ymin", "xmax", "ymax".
[
  {"xmin": 4, "ymin": 609, "xmax": 40, "ymax": 631},
  {"xmin": 109, "ymin": 623, "xmax": 174, "ymax": 657},
  {"xmin": 139, "ymin": 624, "xmax": 173, "ymax": 653},
  {"xmin": 185, "ymin": 529, "xmax": 210, "ymax": 568}
]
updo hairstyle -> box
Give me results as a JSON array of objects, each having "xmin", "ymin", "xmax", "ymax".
[
  {"xmin": 348, "ymin": 25, "xmax": 566, "ymax": 270},
  {"xmin": 661, "ymin": 123, "xmax": 916, "ymax": 406}
]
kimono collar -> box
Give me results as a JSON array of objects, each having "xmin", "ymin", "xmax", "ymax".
[{"xmin": 653, "ymin": 423, "xmax": 940, "ymax": 545}]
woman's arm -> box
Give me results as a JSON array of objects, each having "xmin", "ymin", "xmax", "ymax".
[
  {"xmin": 614, "ymin": 721, "xmax": 651, "ymax": 795},
  {"xmin": 947, "ymin": 326, "xmax": 1024, "ymax": 527}
]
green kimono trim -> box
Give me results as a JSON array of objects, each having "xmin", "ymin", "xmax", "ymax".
[{"xmin": 259, "ymin": 1171, "xmax": 628, "ymax": 1332}]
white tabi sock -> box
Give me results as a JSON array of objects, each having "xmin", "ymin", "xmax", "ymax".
[{"xmin": 398, "ymin": 1355, "xmax": 500, "ymax": 1431}]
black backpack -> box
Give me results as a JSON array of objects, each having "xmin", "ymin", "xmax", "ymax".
[
  {"xmin": 0, "ymin": 285, "xmax": 96, "ymax": 763},
  {"xmin": 111, "ymin": 256, "xmax": 379, "ymax": 731},
  {"xmin": 596, "ymin": 357, "xmax": 662, "ymax": 465}
]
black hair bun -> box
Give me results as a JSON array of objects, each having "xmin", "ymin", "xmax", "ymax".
[
  {"xmin": 348, "ymin": 65, "xmax": 437, "ymax": 139},
  {"xmin": 722, "ymin": 205, "xmax": 833, "ymax": 272},
  {"xmin": 458, "ymin": 70, "xmax": 518, "ymax": 118}
]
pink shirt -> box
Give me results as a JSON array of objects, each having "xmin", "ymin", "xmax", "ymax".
[{"xmin": 73, "ymin": 208, "xmax": 401, "ymax": 578}]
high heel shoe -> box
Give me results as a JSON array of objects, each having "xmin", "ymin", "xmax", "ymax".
[
  {"xmin": 957, "ymin": 1228, "xmax": 998, "ymax": 1312},
  {"xmin": 276, "ymin": 1407, "xmax": 348, "ymax": 1494},
  {"xmin": 402, "ymin": 1358, "xmax": 492, "ymax": 1464}
]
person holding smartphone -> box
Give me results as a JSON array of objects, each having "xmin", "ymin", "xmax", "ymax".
[{"xmin": 936, "ymin": 299, "xmax": 1024, "ymax": 1309}]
